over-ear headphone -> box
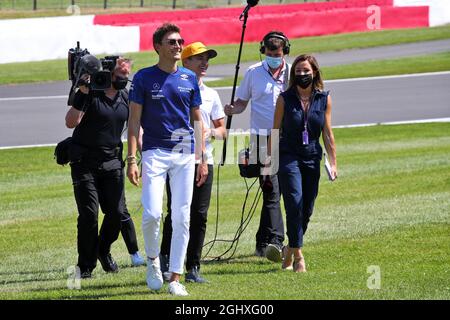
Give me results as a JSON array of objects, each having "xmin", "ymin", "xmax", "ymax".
[{"xmin": 259, "ymin": 31, "xmax": 291, "ymax": 55}]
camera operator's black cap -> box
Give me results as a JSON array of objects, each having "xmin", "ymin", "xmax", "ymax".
[{"xmin": 80, "ymin": 55, "xmax": 102, "ymax": 74}]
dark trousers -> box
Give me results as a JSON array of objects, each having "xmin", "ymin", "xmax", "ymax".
[
  {"xmin": 161, "ymin": 164, "xmax": 214, "ymax": 270},
  {"xmin": 101, "ymin": 189, "xmax": 139, "ymax": 255},
  {"xmin": 251, "ymin": 134, "xmax": 285, "ymax": 247},
  {"xmin": 71, "ymin": 162, "xmax": 123, "ymax": 271},
  {"xmin": 256, "ymin": 174, "xmax": 285, "ymax": 247},
  {"xmin": 278, "ymin": 153, "xmax": 320, "ymax": 248},
  {"xmin": 120, "ymin": 203, "xmax": 139, "ymax": 255}
]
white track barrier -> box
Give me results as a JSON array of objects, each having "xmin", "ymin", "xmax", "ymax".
[
  {"xmin": 0, "ymin": 15, "xmax": 139, "ymax": 64},
  {"xmin": 394, "ymin": 0, "xmax": 450, "ymax": 27}
]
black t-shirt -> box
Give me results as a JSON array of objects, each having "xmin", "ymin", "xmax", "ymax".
[{"xmin": 71, "ymin": 89, "xmax": 128, "ymax": 154}]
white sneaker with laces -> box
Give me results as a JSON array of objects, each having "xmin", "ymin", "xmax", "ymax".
[
  {"xmin": 168, "ymin": 281, "xmax": 189, "ymax": 296},
  {"xmin": 146, "ymin": 257, "xmax": 163, "ymax": 291}
]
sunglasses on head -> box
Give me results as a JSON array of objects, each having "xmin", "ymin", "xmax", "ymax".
[{"xmin": 165, "ymin": 38, "xmax": 185, "ymax": 46}]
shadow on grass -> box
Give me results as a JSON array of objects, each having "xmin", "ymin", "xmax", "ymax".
[
  {"xmin": 25, "ymin": 279, "xmax": 154, "ymax": 300},
  {"xmin": 200, "ymin": 253, "xmax": 282, "ymax": 275},
  {"xmin": 201, "ymin": 253, "xmax": 263, "ymax": 264},
  {"xmin": 0, "ymin": 268, "xmax": 65, "ymax": 276},
  {"xmin": 0, "ymin": 267, "xmax": 68, "ymax": 286},
  {"xmin": 0, "ymin": 263, "xmax": 146, "ymax": 286}
]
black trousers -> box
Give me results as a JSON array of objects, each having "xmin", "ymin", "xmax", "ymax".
[
  {"xmin": 161, "ymin": 164, "xmax": 214, "ymax": 270},
  {"xmin": 256, "ymin": 174, "xmax": 285, "ymax": 247},
  {"xmin": 251, "ymin": 134, "xmax": 285, "ymax": 247},
  {"xmin": 71, "ymin": 161, "xmax": 123, "ymax": 271},
  {"xmin": 100, "ymin": 187, "xmax": 139, "ymax": 255},
  {"xmin": 120, "ymin": 200, "xmax": 139, "ymax": 255}
]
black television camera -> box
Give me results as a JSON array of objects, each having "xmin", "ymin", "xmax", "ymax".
[{"xmin": 67, "ymin": 42, "xmax": 119, "ymax": 105}]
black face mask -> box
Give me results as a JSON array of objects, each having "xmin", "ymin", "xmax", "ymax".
[
  {"xmin": 295, "ymin": 74, "xmax": 313, "ymax": 89},
  {"xmin": 112, "ymin": 76, "xmax": 128, "ymax": 90}
]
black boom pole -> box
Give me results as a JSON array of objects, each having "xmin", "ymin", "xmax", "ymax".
[{"xmin": 220, "ymin": 0, "xmax": 259, "ymax": 166}]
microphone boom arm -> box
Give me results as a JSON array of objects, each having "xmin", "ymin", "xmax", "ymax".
[{"xmin": 221, "ymin": 3, "xmax": 256, "ymax": 166}]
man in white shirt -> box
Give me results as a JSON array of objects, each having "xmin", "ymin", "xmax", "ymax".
[
  {"xmin": 224, "ymin": 31, "xmax": 291, "ymax": 262},
  {"xmin": 160, "ymin": 42, "xmax": 226, "ymax": 283}
]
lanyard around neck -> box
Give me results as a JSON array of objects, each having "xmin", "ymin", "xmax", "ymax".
[
  {"xmin": 297, "ymin": 90, "xmax": 315, "ymax": 129},
  {"xmin": 265, "ymin": 61, "xmax": 287, "ymax": 85}
]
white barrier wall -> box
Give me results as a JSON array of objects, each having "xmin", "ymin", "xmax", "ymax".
[
  {"xmin": 394, "ymin": 0, "xmax": 450, "ymax": 26},
  {"xmin": 0, "ymin": 15, "xmax": 140, "ymax": 64}
]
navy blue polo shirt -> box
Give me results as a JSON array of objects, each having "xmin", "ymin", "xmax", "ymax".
[{"xmin": 129, "ymin": 65, "xmax": 202, "ymax": 153}]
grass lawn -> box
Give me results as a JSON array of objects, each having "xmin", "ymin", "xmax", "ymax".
[
  {"xmin": 1, "ymin": 25, "xmax": 449, "ymax": 85},
  {"xmin": 0, "ymin": 123, "xmax": 449, "ymax": 299}
]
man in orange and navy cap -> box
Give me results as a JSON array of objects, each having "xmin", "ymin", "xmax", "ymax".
[{"xmin": 159, "ymin": 42, "xmax": 226, "ymax": 284}]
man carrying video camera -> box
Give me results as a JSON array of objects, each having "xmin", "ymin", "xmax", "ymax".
[{"xmin": 65, "ymin": 56, "xmax": 134, "ymax": 278}]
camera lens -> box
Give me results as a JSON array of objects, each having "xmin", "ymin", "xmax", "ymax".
[
  {"xmin": 91, "ymin": 71, "xmax": 111, "ymax": 90},
  {"xmin": 95, "ymin": 74, "xmax": 107, "ymax": 85}
]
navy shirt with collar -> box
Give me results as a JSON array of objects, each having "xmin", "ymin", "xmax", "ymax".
[{"xmin": 129, "ymin": 65, "xmax": 202, "ymax": 154}]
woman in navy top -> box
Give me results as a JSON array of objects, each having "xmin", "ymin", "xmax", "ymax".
[{"xmin": 267, "ymin": 54, "xmax": 337, "ymax": 272}]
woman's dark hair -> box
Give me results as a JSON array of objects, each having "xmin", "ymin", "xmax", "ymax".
[
  {"xmin": 288, "ymin": 54, "xmax": 324, "ymax": 91},
  {"xmin": 153, "ymin": 23, "xmax": 181, "ymax": 52}
]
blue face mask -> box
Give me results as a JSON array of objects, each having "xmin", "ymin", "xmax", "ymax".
[{"xmin": 265, "ymin": 56, "xmax": 283, "ymax": 69}]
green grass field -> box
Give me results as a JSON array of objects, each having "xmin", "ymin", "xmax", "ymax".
[
  {"xmin": 0, "ymin": 123, "xmax": 449, "ymax": 299},
  {"xmin": 1, "ymin": 25, "xmax": 450, "ymax": 85}
]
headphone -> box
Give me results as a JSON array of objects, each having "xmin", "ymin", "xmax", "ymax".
[{"xmin": 259, "ymin": 31, "xmax": 291, "ymax": 55}]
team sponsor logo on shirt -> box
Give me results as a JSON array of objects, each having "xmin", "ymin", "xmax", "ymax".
[
  {"xmin": 178, "ymin": 86, "xmax": 193, "ymax": 94},
  {"xmin": 151, "ymin": 83, "xmax": 164, "ymax": 99},
  {"xmin": 180, "ymin": 74, "xmax": 189, "ymax": 81}
]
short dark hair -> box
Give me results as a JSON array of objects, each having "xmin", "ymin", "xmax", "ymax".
[
  {"xmin": 264, "ymin": 37, "xmax": 285, "ymax": 51},
  {"xmin": 153, "ymin": 23, "xmax": 181, "ymax": 52}
]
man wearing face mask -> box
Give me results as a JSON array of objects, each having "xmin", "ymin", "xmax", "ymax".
[
  {"xmin": 65, "ymin": 57, "xmax": 144, "ymax": 278},
  {"xmin": 224, "ymin": 31, "xmax": 291, "ymax": 262}
]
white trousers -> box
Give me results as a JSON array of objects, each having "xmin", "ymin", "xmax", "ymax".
[{"xmin": 141, "ymin": 149, "xmax": 195, "ymax": 275}]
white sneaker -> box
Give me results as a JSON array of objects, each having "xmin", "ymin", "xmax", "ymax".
[
  {"xmin": 146, "ymin": 257, "xmax": 163, "ymax": 291},
  {"xmin": 168, "ymin": 281, "xmax": 189, "ymax": 296}
]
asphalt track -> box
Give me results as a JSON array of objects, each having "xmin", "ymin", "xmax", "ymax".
[{"xmin": 0, "ymin": 40, "xmax": 449, "ymax": 148}]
